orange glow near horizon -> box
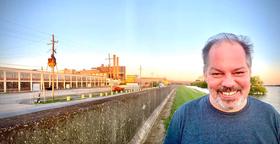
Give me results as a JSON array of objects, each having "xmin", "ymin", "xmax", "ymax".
[
  {"xmin": 253, "ymin": 69, "xmax": 280, "ymax": 85},
  {"xmin": 164, "ymin": 72, "xmax": 280, "ymax": 85},
  {"xmin": 140, "ymin": 67, "xmax": 280, "ymax": 85},
  {"xmin": 252, "ymin": 61, "xmax": 280, "ymax": 85}
]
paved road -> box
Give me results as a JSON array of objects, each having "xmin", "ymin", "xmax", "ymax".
[{"xmin": 0, "ymin": 87, "xmax": 110, "ymax": 119}]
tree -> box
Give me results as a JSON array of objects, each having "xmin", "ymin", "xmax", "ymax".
[
  {"xmin": 191, "ymin": 76, "xmax": 267, "ymax": 96},
  {"xmin": 249, "ymin": 76, "xmax": 267, "ymax": 96},
  {"xmin": 191, "ymin": 80, "xmax": 208, "ymax": 88}
]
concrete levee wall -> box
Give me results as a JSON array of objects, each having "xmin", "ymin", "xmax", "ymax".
[{"xmin": 0, "ymin": 87, "xmax": 172, "ymax": 144}]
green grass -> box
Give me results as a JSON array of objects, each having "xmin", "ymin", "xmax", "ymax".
[
  {"xmin": 34, "ymin": 94, "xmax": 99, "ymax": 104},
  {"xmin": 35, "ymin": 97, "xmax": 68, "ymax": 104},
  {"xmin": 164, "ymin": 86, "xmax": 206, "ymax": 130}
]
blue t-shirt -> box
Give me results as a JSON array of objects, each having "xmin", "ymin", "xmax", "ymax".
[{"xmin": 164, "ymin": 95, "xmax": 280, "ymax": 144}]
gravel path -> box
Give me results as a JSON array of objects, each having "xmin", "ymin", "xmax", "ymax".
[{"xmin": 144, "ymin": 89, "xmax": 176, "ymax": 144}]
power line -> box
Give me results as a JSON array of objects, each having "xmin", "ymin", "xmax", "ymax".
[
  {"xmin": 0, "ymin": 50, "xmax": 48, "ymax": 58},
  {"xmin": 0, "ymin": 63, "xmax": 43, "ymax": 70},
  {"xmin": 0, "ymin": 17, "xmax": 94, "ymax": 52},
  {"xmin": 0, "ymin": 24, "xmax": 50, "ymax": 41},
  {"xmin": 55, "ymin": 35, "xmax": 96, "ymax": 52},
  {"xmin": 0, "ymin": 17, "xmax": 98, "ymax": 54},
  {"xmin": 0, "ymin": 17, "xmax": 52, "ymax": 37},
  {"xmin": 0, "ymin": 18, "xmax": 106, "ymax": 67},
  {"xmin": 0, "ymin": 31, "xmax": 48, "ymax": 44}
]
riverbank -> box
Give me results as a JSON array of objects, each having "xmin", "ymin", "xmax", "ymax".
[{"xmin": 258, "ymin": 86, "xmax": 280, "ymax": 112}]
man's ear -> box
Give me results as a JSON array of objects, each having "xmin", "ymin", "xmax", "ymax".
[
  {"xmin": 248, "ymin": 68, "xmax": 252, "ymax": 81},
  {"xmin": 203, "ymin": 72, "xmax": 208, "ymax": 83},
  {"xmin": 249, "ymin": 68, "xmax": 252, "ymax": 76}
]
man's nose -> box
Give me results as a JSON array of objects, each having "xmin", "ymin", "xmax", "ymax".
[{"xmin": 222, "ymin": 75, "xmax": 235, "ymax": 87}]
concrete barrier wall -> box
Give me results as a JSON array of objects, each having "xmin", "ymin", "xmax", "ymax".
[{"xmin": 0, "ymin": 87, "xmax": 172, "ymax": 144}]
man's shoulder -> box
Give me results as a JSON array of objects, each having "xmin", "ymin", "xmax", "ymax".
[
  {"xmin": 248, "ymin": 96, "xmax": 279, "ymax": 114},
  {"xmin": 176, "ymin": 95, "xmax": 208, "ymax": 114},
  {"xmin": 248, "ymin": 96, "xmax": 280, "ymax": 135},
  {"xmin": 249, "ymin": 96, "xmax": 273, "ymax": 108},
  {"xmin": 170, "ymin": 95, "xmax": 208, "ymax": 124}
]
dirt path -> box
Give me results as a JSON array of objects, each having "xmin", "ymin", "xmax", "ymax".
[{"xmin": 144, "ymin": 90, "xmax": 176, "ymax": 144}]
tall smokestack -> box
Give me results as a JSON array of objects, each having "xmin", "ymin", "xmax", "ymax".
[
  {"xmin": 113, "ymin": 54, "xmax": 116, "ymax": 79},
  {"xmin": 108, "ymin": 53, "xmax": 111, "ymax": 79},
  {"xmin": 116, "ymin": 56, "xmax": 119, "ymax": 80}
]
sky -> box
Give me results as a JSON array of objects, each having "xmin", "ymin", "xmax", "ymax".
[{"xmin": 0, "ymin": 0, "xmax": 280, "ymax": 84}]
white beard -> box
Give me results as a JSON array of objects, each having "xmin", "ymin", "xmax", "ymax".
[{"xmin": 214, "ymin": 95, "xmax": 247, "ymax": 112}]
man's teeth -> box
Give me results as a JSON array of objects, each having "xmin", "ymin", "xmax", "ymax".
[{"xmin": 222, "ymin": 91, "xmax": 237, "ymax": 96}]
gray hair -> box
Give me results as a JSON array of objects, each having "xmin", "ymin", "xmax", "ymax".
[{"xmin": 202, "ymin": 33, "xmax": 253, "ymax": 73}]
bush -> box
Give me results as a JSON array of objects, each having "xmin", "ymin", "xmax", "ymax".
[
  {"xmin": 190, "ymin": 80, "xmax": 207, "ymax": 88},
  {"xmin": 249, "ymin": 76, "xmax": 267, "ymax": 96},
  {"xmin": 191, "ymin": 76, "xmax": 267, "ymax": 96}
]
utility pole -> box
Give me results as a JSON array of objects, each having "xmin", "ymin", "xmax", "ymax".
[
  {"xmin": 105, "ymin": 53, "xmax": 113, "ymax": 79},
  {"xmin": 48, "ymin": 34, "xmax": 58, "ymax": 101},
  {"xmin": 139, "ymin": 65, "xmax": 142, "ymax": 88},
  {"xmin": 113, "ymin": 54, "xmax": 116, "ymax": 80},
  {"xmin": 105, "ymin": 53, "xmax": 113, "ymax": 92},
  {"xmin": 116, "ymin": 56, "xmax": 119, "ymax": 80}
]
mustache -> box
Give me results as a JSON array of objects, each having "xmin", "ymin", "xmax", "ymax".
[{"xmin": 217, "ymin": 86, "xmax": 242, "ymax": 92}]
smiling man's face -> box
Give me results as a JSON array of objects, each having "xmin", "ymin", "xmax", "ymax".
[{"xmin": 204, "ymin": 40, "xmax": 251, "ymax": 112}]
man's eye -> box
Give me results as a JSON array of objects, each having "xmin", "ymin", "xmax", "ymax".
[
  {"xmin": 211, "ymin": 73, "xmax": 222, "ymax": 76},
  {"xmin": 234, "ymin": 71, "xmax": 245, "ymax": 76}
]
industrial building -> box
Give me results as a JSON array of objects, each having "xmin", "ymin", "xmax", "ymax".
[
  {"xmin": 79, "ymin": 54, "xmax": 126, "ymax": 84},
  {"xmin": 0, "ymin": 67, "xmax": 108, "ymax": 93}
]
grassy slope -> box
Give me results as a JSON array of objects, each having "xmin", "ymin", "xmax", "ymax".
[{"xmin": 164, "ymin": 85, "xmax": 206, "ymax": 129}]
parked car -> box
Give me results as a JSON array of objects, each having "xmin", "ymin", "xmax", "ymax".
[{"xmin": 112, "ymin": 86, "xmax": 124, "ymax": 92}]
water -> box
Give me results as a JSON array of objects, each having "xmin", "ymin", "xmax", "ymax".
[
  {"xmin": 192, "ymin": 85, "xmax": 280, "ymax": 113},
  {"xmin": 257, "ymin": 86, "xmax": 280, "ymax": 113}
]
